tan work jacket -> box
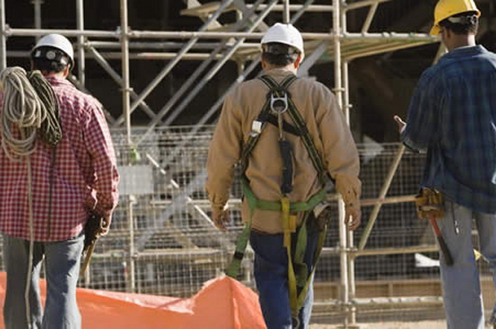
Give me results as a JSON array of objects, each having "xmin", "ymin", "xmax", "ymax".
[{"xmin": 206, "ymin": 67, "xmax": 361, "ymax": 234}]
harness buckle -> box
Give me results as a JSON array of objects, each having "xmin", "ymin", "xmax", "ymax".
[{"xmin": 250, "ymin": 120, "xmax": 263, "ymax": 136}]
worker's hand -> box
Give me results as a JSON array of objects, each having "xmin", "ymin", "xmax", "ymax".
[
  {"xmin": 99, "ymin": 212, "xmax": 111, "ymax": 237},
  {"xmin": 394, "ymin": 115, "xmax": 406, "ymax": 134},
  {"xmin": 211, "ymin": 205, "xmax": 230, "ymax": 232},
  {"xmin": 344, "ymin": 207, "xmax": 361, "ymax": 231}
]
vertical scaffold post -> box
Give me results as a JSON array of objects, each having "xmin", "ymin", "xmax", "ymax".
[
  {"xmin": 76, "ymin": 0, "xmax": 85, "ymax": 86},
  {"xmin": 332, "ymin": 0, "xmax": 350, "ymax": 326},
  {"xmin": 0, "ymin": 0, "xmax": 6, "ymax": 70},
  {"xmin": 120, "ymin": 0, "xmax": 136, "ymax": 293}
]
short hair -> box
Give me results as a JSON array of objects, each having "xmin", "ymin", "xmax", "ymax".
[
  {"xmin": 439, "ymin": 11, "xmax": 479, "ymax": 35},
  {"xmin": 31, "ymin": 46, "xmax": 71, "ymax": 74},
  {"xmin": 261, "ymin": 42, "xmax": 299, "ymax": 67}
]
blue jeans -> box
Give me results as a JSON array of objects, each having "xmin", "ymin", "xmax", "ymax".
[
  {"xmin": 437, "ymin": 201, "xmax": 496, "ymax": 329},
  {"xmin": 3, "ymin": 233, "xmax": 84, "ymax": 329},
  {"xmin": 250, "ymin": 222, "xmax": 319, "ymax": 329}
]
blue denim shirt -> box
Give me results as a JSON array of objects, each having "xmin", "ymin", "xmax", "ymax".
[{"xmin": 402, "ymin": 45, "xmax": 496, "ymax": 213}]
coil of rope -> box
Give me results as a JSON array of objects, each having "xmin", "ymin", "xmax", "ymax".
[
  {"xmin": 0, "ymin": 66, "xmax": 62, "ymax": 329},
  {"xmin": 0, "ymin": 66, "xmax": 62, "ymax": 160}
]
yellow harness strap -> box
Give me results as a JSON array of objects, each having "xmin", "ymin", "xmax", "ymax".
[{"xmin": 281, "ymin": 196, "xmax": 299, "ymax": 315}]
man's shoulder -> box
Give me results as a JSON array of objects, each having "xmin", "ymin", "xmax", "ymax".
[
  {"xmin": 293, "ymin": 76, "xmax": 329, "ymax": 89},
  {"xmin": 417, "ymin": 64, "xmax": 444, "ymax": 87},
  {"xmin": 231, "ymin": 75, "xmax": 332, "ymax": 98},
  {"xmin": 54, "ymin": 82, "xmax": 102, "ymax": 109}
]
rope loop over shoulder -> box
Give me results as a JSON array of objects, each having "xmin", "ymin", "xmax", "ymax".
[{"xmin": 0, "ymin": 66, "xmax": 62, "ymax": 161}]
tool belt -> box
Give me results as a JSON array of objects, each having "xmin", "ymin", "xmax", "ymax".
[{"xmin": 415, "ymin": 187, "xmax": 444, "ymax": 219}]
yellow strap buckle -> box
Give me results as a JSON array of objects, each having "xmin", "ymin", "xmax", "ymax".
[{"xmin": 281, "ymin": 197, "xmax": 296, "ymax": 247}]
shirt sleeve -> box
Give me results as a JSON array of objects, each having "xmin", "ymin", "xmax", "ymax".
[
  {"xmin": 401, "ymin": 70, "xmax": 441, "ymax": 152},
  {"xmin": 317, "ymin": 85, "xmax": 361, "ymax": 210},
  {"xmin": 85, "ymin": 101, "xmax": 120, "ymax": 218},
  {"xmin": 205, "ymin": 90, "xmax": 243, "ymax": 209}
]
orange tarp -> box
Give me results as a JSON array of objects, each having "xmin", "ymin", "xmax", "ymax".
[{"xmin": 0, "ymin": 273, "xmax": 267, "ymax": 329}]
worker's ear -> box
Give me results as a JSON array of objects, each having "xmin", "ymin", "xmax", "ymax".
[
  {"xmin": 261, "ymin": 56, "xmax": 269, "ymax": 70},
  {"xmin": 444, "ymin": 27, "xmax": 454, "ymax": 40},
  {"xmin": 62, "ymin": 65, "xmax": 70, "ymax": 78},
  {"xmin": 294, "ymin": 54, "xmax": 302, "ymax": 69}
]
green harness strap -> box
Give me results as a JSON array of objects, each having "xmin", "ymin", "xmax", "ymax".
[
  {"xmin": 226, "ymin": 74, "xmax": 329, "ymax": 318},
  {"xmin": 258, "ymin": 74, "xmax": 327, "ymax": 187}
]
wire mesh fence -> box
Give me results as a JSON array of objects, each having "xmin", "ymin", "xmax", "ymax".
[
  {"xmin": 98, "ymin": 126, "xmax": 496, "ymax": 323},
  {"xmin": 2, "ymin": 125, "xmax": 494, "ymax": 324}
]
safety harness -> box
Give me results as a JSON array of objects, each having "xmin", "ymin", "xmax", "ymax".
[{"xmin": 226, "ymin": 73, "xmax": 329, "ymax": 318}]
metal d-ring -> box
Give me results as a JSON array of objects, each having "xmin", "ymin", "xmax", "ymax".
[{"xmin": 270, "ymin": 92, "xmax": 289, "ymax": 114}]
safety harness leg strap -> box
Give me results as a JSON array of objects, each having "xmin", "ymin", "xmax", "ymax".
[
  {"xmin": 226, "ymin": 220, "xmax": 252, "ymax": 278},
  {"xmin": 295, "ymin": 223, "xmax": 328, "ymax": 312}
]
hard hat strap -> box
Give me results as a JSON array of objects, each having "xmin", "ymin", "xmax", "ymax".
[{"xmin": 446, "ymin": 14, "xmax": 478, "ymax": 25}]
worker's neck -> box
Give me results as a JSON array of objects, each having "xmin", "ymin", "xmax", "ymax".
[
  {"xmin": 43, "ymin": 72, "xmax": 67, "ymax": 78},
  {"xmin": 263, "ymin": 63, "xmax": 297, "ymax": 74},
  {"xmin": 447, "ymin": 34, "xmax": 476, "ymax": 51}
]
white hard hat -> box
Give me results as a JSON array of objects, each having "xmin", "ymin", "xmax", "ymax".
[
  {"xmin": 261, "ymin": 23, "xmax": 304, "ymax": 58},
  {"xmin": 32, "ymin": 34, "xmax": 74, "ymax": 65}
]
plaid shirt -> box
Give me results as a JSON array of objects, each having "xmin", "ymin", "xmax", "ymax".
[
  {"xmin": 402, "ymin": 45, "xmax": 496, "ymax": 213},
  {"xmin": 0, "ymin": 76, "xmax": 119, "ymax": 241}
]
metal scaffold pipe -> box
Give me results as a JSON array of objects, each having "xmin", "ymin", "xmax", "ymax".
[
  {"xmin": 247, "ymin": 3, "xmax": 333, "ymax": 12},
  {"xmin": 32, "ymin": 0, "xmax": 42, "ymax": 31},
  {"xmin": 358, "ymin": 144, "xmax": 406, "ymax": 251},
  {"xmin": 76, "ymin": 0, "xmax": 85, "ymax": 85},
  {"xmin": 160, "ymin": 56, "xmax": 261, "ymax": 167},
  {"xmin": 332, "ymin": 0, "xmax": 349, "ymax": 327},
  {"xmin": 135, "ymin": 0, "xmax": 275, "ymax": 145},
  {"xmin": 120, "ymin": 0, "xmax": 135, "ymax": 293},
  {"xmin": 361, "ymin": 2, "xmax": 379, "ymax": 33},
  {"xmin": 86, "ymin": 46, "xmax": 158, "ymax": 122},
  {"xmin": 161, "ymin": 0, "xmax": 278, "ymax": 127},
  {"xmin": 6, "ymin": 27, "xmax": 436, "ymax": 42},
  {"xmin": 86, "ymin": 40, "xmax": 259, "ymax": 50},
  {"xmin": 283, "ymin": 0, "xmax": 290, "ymax": 24},
  {"xmin": 119, "ymin": 0, "xmax": 235, "ymax": 126},
  {"xmin": 289, "ymin": 0, "xmax": 314, "ymax": 23},
  {"xmin": 0, "ymin": 0, "xmax": 6, "ymax": 70},
  {"xmin": 159, "ymin": 1, "xmax": 313, "ymax": 170},
  {"xmin": 344, "ymin": 0, "xmax": 392, "ymax": 11}
]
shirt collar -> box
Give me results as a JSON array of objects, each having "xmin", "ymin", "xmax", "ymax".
[
  {"xmin": 443, "ymin": 45, "xmax": 487, "ymax": 59},
  {"xmin": 263, "ymin": 67, "xmax": 297, "ymax": 77},
  {"xmin": 44, "ymin": 75, "xmax": 73, "ymax": 87}
]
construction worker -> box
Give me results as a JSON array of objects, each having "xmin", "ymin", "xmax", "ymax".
[
  {"xmin": 206, "ymin": 23, "xmax": 361, "ymax": 329},
  {"xmin": 0, "ymin": 34, "xmax": 119, "ymax": 328},
  {"xmin": 394, "ymin": 1, "xmax": 496, "ymax": 328}
]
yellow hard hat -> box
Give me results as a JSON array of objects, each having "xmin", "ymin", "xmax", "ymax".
[{"xmin": 430, "ymin": 0, "xmax": 480, "ymax": 35}]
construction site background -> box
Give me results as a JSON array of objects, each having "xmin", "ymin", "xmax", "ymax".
[
  {"xmin": 1, "ymin": 0, "xmax": 496, "ymax": 327},
  {"xmin": 2, "ymin": 126, "xmax": 488, "ymax": 327}
]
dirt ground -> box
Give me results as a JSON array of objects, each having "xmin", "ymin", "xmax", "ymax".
[
  {"xmin": 309, "ymin": 319, "xmax": 496, "ymax": 328},
  {"xmin": 309, "ymin": 320, "xmax": 447, "ymax": 328},
  {"xmin": 309, "ymin": 320, "xmax": 493, "ymax": 328}
]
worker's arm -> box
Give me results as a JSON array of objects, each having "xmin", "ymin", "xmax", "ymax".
[
  {"xmin": 85, "ymin": 100, "xmax": 120, "ymax": 232},
  {"xmin": 205, "ymin": 89, "xmax": 243, "ymax": 231},
  {"xmin": 316, "ymin": 85, "xmax": 361, "ymax": 230},
  {"xmin": 400, "ymin": 69, "xmax": 441, "ymax": 152}
]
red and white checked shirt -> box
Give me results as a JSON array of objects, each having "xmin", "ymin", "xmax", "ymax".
[{"xmin": 0, "ymin": 76, "xmax": 119, "ymax": 241}]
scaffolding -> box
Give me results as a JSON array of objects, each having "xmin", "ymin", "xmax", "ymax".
[{"xmin": 0, "ymin": 1, "xmax": 449, "ymax": 327}]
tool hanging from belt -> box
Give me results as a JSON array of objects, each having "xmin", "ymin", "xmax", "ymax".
[
  {"xmin": 226, "ymin": 73, "xmax": 330, "ymax": 318},
  {"xmin": 415, "ymin": 187, "xmax": 453, "ymax": 266}
]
